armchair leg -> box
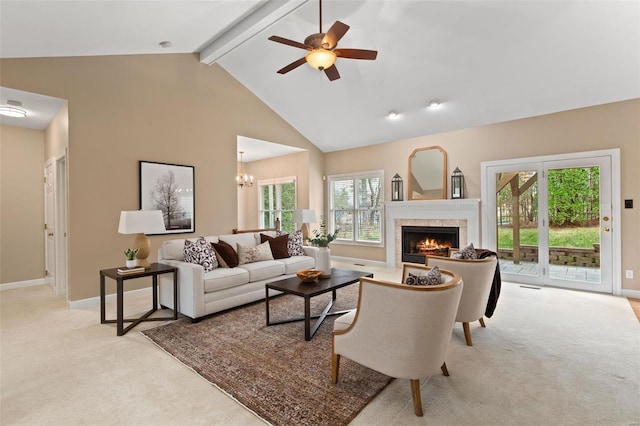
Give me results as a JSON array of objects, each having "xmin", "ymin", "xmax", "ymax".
[
  {"xmin": 440, "ymin": 362, "xmax": 449, "ymax": 376},
  {"xmin": 463, "ymin": 322, "xmax": 473, "ymax": 346},
  {"xmin": 479, "ymin": 317, "xmax": 486, "ymax": 328},
  {"xmin": 331, "ymin": 353, "xmax": 340, "ymax": 384},
  {"xmin": 410, "ymin": 379, "xmax": 424, "ymax": 417}
]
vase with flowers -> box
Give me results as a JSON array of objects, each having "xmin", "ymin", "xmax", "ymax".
[{"xmin": 308, "ymin": 216, "xmax": 339, "ymax": 277}]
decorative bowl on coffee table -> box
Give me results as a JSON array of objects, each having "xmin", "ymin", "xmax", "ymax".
[{"xmin": 297, "ymin": 269, "xmax": 322, "ymax": 283}]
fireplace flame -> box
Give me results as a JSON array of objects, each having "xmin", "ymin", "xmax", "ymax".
[{"xmin": 415, "ymin": 238, "xmax": 452, "ymax": 254}]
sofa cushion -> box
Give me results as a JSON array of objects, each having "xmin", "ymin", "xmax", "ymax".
[
  {"xmin": 212, "ymin": 240, "xmax": 239, "ymax": 268},
  {"xmin": 237, "ymin": 260, "xmax": 285, "ymax": 282},
  {"xmin": 203, "ymin": 267, "xmax": 249, "ymax": 292},
  {"xmin": 238, "ymin": 241, "xmax": 274, "ymax": 265},
  {"xmin": 286, "ymin": 230, "xmax": 305, "ymax": 256},
  {"xmin": 219, "ymin": 233, "xmax": 258, "ymax": 249},
  {"xmin": 278, "ymin": 255, "xmax": 316, "ymax": 275},
  {"xmin": 162, "ymin": 239, "xmax": 186, "ymax": 261},
  {"xmin": 260, "ymin": 233, "xmax": 291, "ymax": 259}
]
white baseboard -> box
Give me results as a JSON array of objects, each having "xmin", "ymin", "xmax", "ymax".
[
  {"xmin": 0, "ymin": 278, "xmax": 46, "ymax": 291},
  {"xmin": 621, "ymin": 289, "xmax": 640, "ymax": 299},
  {"xmin": 68, "ymin": 286, "xmax": 152, "ymax": 309},
  {"xmin": 331, "ymin": 255, "xmax": 388, "ymax": 268}
]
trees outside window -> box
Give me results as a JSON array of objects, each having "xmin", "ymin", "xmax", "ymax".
[
  {"xmin": 329, "ymin": 171, "xmax": 383, "ymax": 244},
  {"xmin": 259, "ymin": 177, "xmax": 296, "ymax": 232}
]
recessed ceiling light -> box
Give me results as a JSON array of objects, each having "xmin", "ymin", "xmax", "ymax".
[
  {"xmin": 159, "ymin": 41, "xmax": 172, "ymax": 48},
  {"xmin": 427, "ymin": 100, "xmax": 442, "ymax": 110},
  {"xmin": 0, "ymin": 100, "xmax": 27, "ymax": 118},
  {"xmin": 388, "ymin": 111, "xmax": 400, "ymax": 119}
]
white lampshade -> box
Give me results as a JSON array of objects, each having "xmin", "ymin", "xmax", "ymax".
[
  {"xmin": 293, "ymin": 209, "xmax": 317, "ymax": 224},
  {"xmin": 118, "ymin": 210, "xmax": 166, "ymax": 235}
]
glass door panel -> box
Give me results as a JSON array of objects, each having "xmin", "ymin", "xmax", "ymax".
[
  {"xmin": 543, "ymin": 156, "xmax": 612, "ymax": 293},
  {"xmin": 496, "ymin": 170, "xmax": 540, "ymax": 279}
]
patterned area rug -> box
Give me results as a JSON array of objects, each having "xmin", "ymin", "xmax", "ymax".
[{"xmin": 142, "ymin": 284, "xmax": 392, "ymax": 426}]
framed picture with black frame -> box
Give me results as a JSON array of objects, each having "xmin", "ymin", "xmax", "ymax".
[{"xmin": 139, "ymin": 160, "xmax": 195, "ymax": 235}]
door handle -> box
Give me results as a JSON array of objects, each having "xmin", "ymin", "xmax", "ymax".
[
  {"xmin": 602, "ymin": 227, "xmax": 610, "ymax": 233},
  {"xmin": 48, "ymin": 232, "xmax": 54, "ymax": 237}
]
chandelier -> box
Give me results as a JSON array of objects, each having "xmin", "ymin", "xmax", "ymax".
[{"xmin": 236, "ymin": 151, "xmax": 253, "ymax": 188}]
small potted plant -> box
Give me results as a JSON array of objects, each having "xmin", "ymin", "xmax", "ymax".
[
  {"xmin": 308, "ymin": 216, "xmax": 339, "ymax": 247},
  {"xmin": 124, "ymin": 248, "xmax": 139, "ymax": 268},
  {"xmin": 308, "ymin": 216, "xmax": 339, "ymax": 277}
]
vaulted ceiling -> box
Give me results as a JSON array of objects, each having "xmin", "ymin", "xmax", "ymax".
[{"xmin": 2, "ymin": 0, "xmax": 639, "ymax": 156}]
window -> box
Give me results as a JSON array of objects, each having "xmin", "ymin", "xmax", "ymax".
[
  {"xmin": 259, "ymin": 177, "xmax": 296, "ymax": 232},
  {"xmin": 329, "ymin": 171, "xmax": 383, "ymax": 245}
]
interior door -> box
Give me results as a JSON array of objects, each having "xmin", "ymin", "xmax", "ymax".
[{"xmin": 44, "ymin": 160, "xmax": 56, "ymax": 291}]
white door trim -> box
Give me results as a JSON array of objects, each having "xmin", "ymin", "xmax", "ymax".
[{"xmin": 481, "ymin": 149, "xmax": 621, "ymax": 295}]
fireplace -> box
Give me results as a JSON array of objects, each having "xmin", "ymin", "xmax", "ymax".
[
  {"xmin": 402, "ymin": 226, "xmax": 460, "ymax": 264},
  {"xmin": 385, "ymin": 199, "xmax": 480, "ymax": 268}
]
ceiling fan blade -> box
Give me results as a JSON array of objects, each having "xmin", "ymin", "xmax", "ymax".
[
  {"xmin": 335, "ymin": 48, "xmax": 378, "ymax": 60},
  {"xmin": 324, "ymin": 64, "xmax": 340, "ymax": 81},
  {"xmin": 268, "ymin": 35, "xmax": 312, "ymax": 51},
  {"xmin": 276, "ymin": 57, "xmax": 308, "ymax": 75},
  {"xmin": 322, "ymin": 21, "xmax": 350, "ymax": 48}
]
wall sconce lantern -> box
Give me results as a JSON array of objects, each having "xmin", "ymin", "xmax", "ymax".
[
  {"xmin": 451, "ymin": 167, "xmax": 464, "ymax": 199},
  {"xmin": 391, "ymin": 173, "xmax": 403, "ymax": 201}
]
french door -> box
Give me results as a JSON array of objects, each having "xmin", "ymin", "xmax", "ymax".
[{"xmin": 482, "ymin": 150, "xmax": 620, "ymax": 294}]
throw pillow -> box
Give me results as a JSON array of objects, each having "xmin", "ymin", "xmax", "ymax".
[
  {"xmin": 260, "ymin": 233, "xmax": 291, "ymax": 259},
  {"xmin": 184, "ymin": 236, "xmax": 218, "ymax": 272},
  {"xmin": 212, "ymin": 240, "xmax": 239, "ymax": 268},
  {"xmin": 452, "ymin": 243, "xmax": 478, "ymax": 259},
  {"xmin": 404, "ymin": 266, "xmax": 442, "ymax": 286},
  {"xmin": 238, "ymin": 241, "xmax": 274, "ymax": 265},
  {"xmin": 287, "ymin": 230, "xmax": 305, "ymax": 256},
  {"xmin": 211, "ymin": 244, "xmax": 228, "ymax": 268}
]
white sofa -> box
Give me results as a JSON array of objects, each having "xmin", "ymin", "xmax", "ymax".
[{"xmin": 157, "ymin": 232, "xmax": 317, "ymax": 321}]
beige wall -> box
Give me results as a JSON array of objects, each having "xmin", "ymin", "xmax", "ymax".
[
  {"xmin": 0, "ymin": 54, "xmax": 322, "ymax": 301},
  {"xmin": 325, "ymin": 99, "xmax": 640, "ymax": 291},
  {"xmin": 1, "ymin": 53, "xmax": 637, "ymax": 297},
  {"xmin": 238, "ymin": 151, "xmax": 314, "ymax": 230},
  {"xmin": 45, "ymin": 101, "xmax": 69, "ymax": 160},
  {"xmin": 0, "ymin": 125, "xmax": 45, "ymax": 283}
]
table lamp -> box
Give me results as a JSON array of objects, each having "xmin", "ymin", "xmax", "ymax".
[
  {"xmin": 293, "ymin": 209, "xmax": 317, "ymax": 244},
  {"xmin": 118, "ymin": 210, "xmax": 166, "ymax": 268}
]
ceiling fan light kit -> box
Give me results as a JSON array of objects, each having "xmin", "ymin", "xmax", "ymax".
[
  {"xmin": 268, "ymin": 0, "xmax": 377, "ymax": 81},
  {"xmin": 305, "ymin": 49, "xmax": 336, "ymax": 70}
]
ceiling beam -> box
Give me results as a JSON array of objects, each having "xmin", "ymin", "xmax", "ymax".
[{"xmin": 199, "ymin": 0, "xmax": 309, "ymax": 65}]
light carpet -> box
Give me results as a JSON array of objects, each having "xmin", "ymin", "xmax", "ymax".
[
  {"xmin": 142, "ymin": 285, "xmax": 392, "ymax": 426},
  {"xmin": 144, "ymin": 281, "xmax": 640, "ymax": 425}
]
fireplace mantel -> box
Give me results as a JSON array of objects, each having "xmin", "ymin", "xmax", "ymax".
[{"xmin": 385, "ymin": 199, "xmax": 481, "ymax": 267}]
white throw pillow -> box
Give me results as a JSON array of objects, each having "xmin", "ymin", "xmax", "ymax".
[{"xmin": 237, "ymin": 241, "xmax": 274, "ymax": 265}]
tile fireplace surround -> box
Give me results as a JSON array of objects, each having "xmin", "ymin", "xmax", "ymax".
[{"xmin": 385, "ymin": 199, "xmax": 481, "ymax": 268}]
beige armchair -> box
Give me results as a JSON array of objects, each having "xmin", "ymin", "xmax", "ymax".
[
  {"xmin": 426, "ymin": 255, "xmax": 498, "ymax": 346},
  {"xmin": 331, "ymin": 266, "xmax": 463, "ymax": 417}
]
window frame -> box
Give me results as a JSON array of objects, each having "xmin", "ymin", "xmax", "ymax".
[
  {"xmin": 258, "ymin": 176, "xmax": 297, "ymax": 232},
  {"xmin": 327, "ymin": 170, "xmax": 384, "ymax": 247}
]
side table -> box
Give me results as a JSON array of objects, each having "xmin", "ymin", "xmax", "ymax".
[{"xmin": 100, "ymin": 262, "xmax": 178, "ymax": 336}]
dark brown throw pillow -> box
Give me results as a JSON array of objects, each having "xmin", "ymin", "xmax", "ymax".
[
  {"xmin": 212, "ymin": 239, "xmax": 239, "ymax": 268},
  {"xmin": 260, "ymin": 233, "xmax": 291, "ymax": 259}
]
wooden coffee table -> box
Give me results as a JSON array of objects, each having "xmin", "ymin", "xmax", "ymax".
[{"xmin": 265, "ymin": 268, "xmax": 373, "ymax": 341}]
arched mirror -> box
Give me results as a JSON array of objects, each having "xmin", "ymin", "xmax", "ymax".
[{"xmin": 408, "ymin": 146, "xmax": 447, "ymax": 200}]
